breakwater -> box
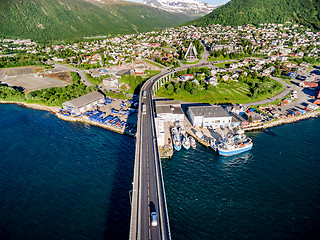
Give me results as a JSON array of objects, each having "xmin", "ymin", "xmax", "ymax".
[{"xmin": 245, "ymin": 110, "xmax": 320, "ymax": 131}]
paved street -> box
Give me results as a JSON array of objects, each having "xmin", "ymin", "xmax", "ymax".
[{"xmin": 53, "ymin": 64, "xmax": 93, "ymax": 86}]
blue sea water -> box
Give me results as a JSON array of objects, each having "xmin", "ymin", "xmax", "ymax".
[
  {"xmin": 0, "ymin": 104, "xmax": 135, "ymax": 240},
  {"xmin": 162, "ymin": 118, "xmax": 320, "ymax": 240},
  {"xmin": 1, "ymin": 103, "xmax": 320, "ymax": 240}
]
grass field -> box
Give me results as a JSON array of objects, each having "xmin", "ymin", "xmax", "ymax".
[
  {"xmin": 156, "ymin": 81, "xmax": 285, "ymax": 104},
  {"xmin": 181, "ymin": 59, "xmax": 201, "ymax": 65},
  {"xmin": 143, "ymin": 60, "xmax": 165, "ymax": 69},
  {"xmin": 214, "ymin": 61, "xmax": 238, "ymax": 68}
]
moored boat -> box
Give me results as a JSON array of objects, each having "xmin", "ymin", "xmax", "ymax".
[
  {"xmin": 210, "ymin": 138, "xmax": 218, "ymax": 151},
  {"xmin": 182, "ymin": 134, "xmax": 190, "ymax": 150},
  {"xmin": 171, "ymin": 127, "xmax": 182, "ymax": 151},
  {"xmin": 189, "ymin": 136, "xmax": 196, "ymax": 149},
  {"xmin": 218, "ymin": 133, "xmax": 253, "ymax": 156}
]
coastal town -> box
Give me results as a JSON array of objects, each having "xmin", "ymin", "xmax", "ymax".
[{"xmin": 1, "ymin": 23, "xmax": 320, "ymax": 157}]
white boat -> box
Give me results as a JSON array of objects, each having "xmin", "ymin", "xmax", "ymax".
[
  {"xmin": 171, "ymin": 127, "xmax": 181, "ymax": 151},
  {"xmin": 218, "ymin": 134, "xmax": 253, "ymax": 156},
  {"xmin": 189, "ymin": 136, "xmax": 196, "ymax": 149},
  {"xmin": 182, "ymin": 134, "xmax": 190, "ymax": 150}
]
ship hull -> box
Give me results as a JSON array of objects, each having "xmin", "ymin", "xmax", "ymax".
[
  {"xmin": 218, "ymin": 144, "xmax": 253, "ymax": 156},
  {"xmin": 174, "ymin": 144, "xmax": 181, "ymax": 151}
]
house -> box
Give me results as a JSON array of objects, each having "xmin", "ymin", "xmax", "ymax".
[
  {"xmin": 305, "ymin": 75, "xmax": 317, "ymax": 82},
  {"xmin": 263, "ymin": 66, "xmax": 275, "ymax": 75},
  {"xmin": 268, "ymin": 56, "xmax": 277, "ymax": 61},
  {"xmin": 229, "ymin": 112, "xmax": 249, "ymax": 128},
  {"xmin": 62, "ymin": 91, "xmax": 105, "ymax": 115},
  {"xmin": 206, "ymin": 76, "xmax": 219, "ymax": 86},
  {"xmin": 229, "ymin": 62, "xmax": 238, "ymax": 69},
  {"xmin": 187, "ymin": 105, "xmax": 232, "ymax": 128},
  {"xmin": 231, "ymin": 73, "xmax": 239, "ymax": 80},
  {"xmin": 299, "ymin": 81, "xmax": 318, "ymax": 89},
  {"xmin": 180, "ymin": 74, "xmax": 194, "ymax": 81},
  {"xmin": 103, "ymin": 76, "xmax": 118, "ymax": 88},
  {"xmin": 221, "ymin": 74, "xmax": 230, "ymax": 81},
  {"xmin": 279, "ymin": 56, "xmax": 288, "ymax": 62},
  {"xmin": 247, "ymin": 112, "xmax": 263, "ymax": 124}
]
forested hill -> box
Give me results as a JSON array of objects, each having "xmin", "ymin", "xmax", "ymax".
[
  {"xmin": 185, "ymin": 0, "xmax": 320, "ymax": 30},
  {"xmin": 0, "ymin": 0, "xmax": 193, "ymax": 42}
]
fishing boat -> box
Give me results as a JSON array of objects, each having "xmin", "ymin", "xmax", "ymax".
[
  {"xmin": 171, "ymin": 127, "xmax": 181, "ymax": 151},
  {"xmin": 189, "ymin": 136, "xmax": 196, "ymax": 149},
  {"xmin": 218, "ymin": 131, "xmax": 253, "ymax": 156},
  {"xmin": 182, "ymin": 134, "xmax": 191, "ymax": 150},
  {"xmin": 210, "ymin": 138, "xmax": 218, "ymax": 151}
]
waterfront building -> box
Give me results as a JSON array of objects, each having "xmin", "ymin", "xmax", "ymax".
[
  {"xmin": 155, "ymin": 99, "xmax": 184, "ymax": 123},
  {"xmin": 187, "ymin": 105, "xmax": 232, "ymax": 128},
  {"xmin": 247, "ymin": 112, "xmax": 263, "ymax": 124},
  {"xmin": 62, "ymin": 91, "xmax": 105, "ymax": 115}
]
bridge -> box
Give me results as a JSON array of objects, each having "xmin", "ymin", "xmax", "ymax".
[
  {"xmin": 129, "ymin": 63, "xmax": 214, "ymax": 240},
  {"xmin": 129, "ymin": 57, "xmax": 291, "ymax": 239}
]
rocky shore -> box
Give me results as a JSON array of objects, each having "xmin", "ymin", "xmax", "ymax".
[
  {"xmin": 1, "ymin": 100, "xmax": 319, "ymax": 138},
  {"xmin": 245, "ymin": 110, "xmax": 320, "ymax": 131}
]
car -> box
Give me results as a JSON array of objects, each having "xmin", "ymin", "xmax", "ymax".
[{"xmin": 151, "ymin": 212, "xmax": 157, "ymax": 227}]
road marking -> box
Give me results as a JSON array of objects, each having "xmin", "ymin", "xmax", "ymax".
[{"xmin": 149, "ymin": 228, "xmax": 151, "ymax": 240}]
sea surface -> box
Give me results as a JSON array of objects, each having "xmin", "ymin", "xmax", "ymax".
[{"xmin": 1, "ymin": 104, "xmax": 320, "ymax": 240}]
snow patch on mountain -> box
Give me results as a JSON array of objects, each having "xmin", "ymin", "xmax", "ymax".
[{"xmin": 142, "ymin": 0, "xmax": 221, "ymax": 16}]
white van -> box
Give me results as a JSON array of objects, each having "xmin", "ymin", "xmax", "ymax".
[{"xmin": 151, "ymin": 212, "xmax": 157, "ymax": 227}]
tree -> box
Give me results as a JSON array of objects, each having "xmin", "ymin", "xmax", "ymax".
[{"xmin": 166, "ymin": 83, "xmax": 174, "ymax": 94}]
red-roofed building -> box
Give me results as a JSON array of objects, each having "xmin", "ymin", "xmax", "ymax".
[
  {"xmin": 180, "ymin": 74, "xmax": 194, "ymax": 81},
  {"xmin": 317, "ymin": 91, "xmax": 320, "ymax": 99},
  {"xmin": 299, "ymin": 81, "xmax": 318, "ymax": 89}
]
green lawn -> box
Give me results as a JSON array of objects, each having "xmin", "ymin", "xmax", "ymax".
[
  {"xmin": 156, "ymin": 81, "xmax": 285, "ymax": 105},
  {"xmin": 181, "ymin": 59, "xmax": 201, "ymax": 65},
  {"xmin": 143, "ymin": 60, "xmax": 165, "ymax": 69},
  {"xmin": 214, "ymin": 61, "xmax": 238, "ymax": 68}
]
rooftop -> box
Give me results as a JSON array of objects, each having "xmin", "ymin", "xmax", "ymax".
[
  {"xmin": 188, "ymin": 105, "xmax": 230, "ymax": 118},
  {"xmin": 63, "ymin": 91, "xmax": 104, "ymax": 109}
]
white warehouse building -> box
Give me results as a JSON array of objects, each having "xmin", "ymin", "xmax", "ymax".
[
  {"xmin": 155, "ymin": 100, "xmax": 184, "ymax": 123},
  {"xmin": 187, "ymin": 105, "xmax": 232, "ymax": 128},
  {"xmin": 62, "ymin": 91, "xmax": 105, "ymax": 115}
]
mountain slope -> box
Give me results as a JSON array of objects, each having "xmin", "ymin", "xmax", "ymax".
[
  {"xmin": 142, "ymin": 0, "xmax": 220, "ymax": 16},
  {"xmin": 0, "ymin": 0, "xmax": 193, "ymax": 41},
  {"xmin": 185, "ymin": 0, "xmax": 320, "ymax": 30}
]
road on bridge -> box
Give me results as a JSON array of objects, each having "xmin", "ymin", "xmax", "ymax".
[{"xmin": 130, "ymin": 73, "xmax": 171, "ymax": 240}]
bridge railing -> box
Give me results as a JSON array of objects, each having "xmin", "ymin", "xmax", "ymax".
[{"xmin": 149, "ymin": 90, "xmax": 171, "ymax": 240}]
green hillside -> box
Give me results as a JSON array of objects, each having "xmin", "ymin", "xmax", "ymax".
[
  {"xmin": 0, "ymin": 0, "xmax": 192, "ymax": 41},
  {"xmin": 185, "ymin": 0, "xmax": 320, "ymax": 29}
]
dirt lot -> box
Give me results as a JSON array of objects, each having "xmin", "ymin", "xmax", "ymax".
[
  {"xmin": 43, "ymin": 72, "xmax": 72, "ymax": 84},
  {"xmin": 0, "ymin": 67, "xmax": 71, "ymax": 92},
  {"xmin": 6, "ymin": 67, "xmax": 34, "ymax": 77},
  {"xmin": 3, "ymin": 75, "xmax": 68, "ymax": 92}
]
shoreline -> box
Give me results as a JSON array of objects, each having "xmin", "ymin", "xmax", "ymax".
[
  {"xmin": 0, "ymin": 100, "xmax": 132, "ymax": 137},
  {"xmin": 1, "ymin": 100, "xmax": 319, "ymax": 138},
  {"xmin": 244, "ymin": 110, "xmax": 320, "ymax": 131}
]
